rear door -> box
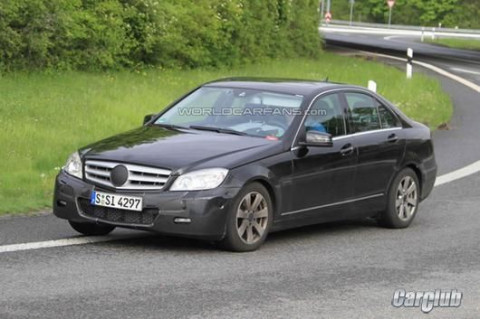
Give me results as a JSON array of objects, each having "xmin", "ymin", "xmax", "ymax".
[{"xmin": 343, "ymin": 92, "xmax": 405, "ymax": 213}]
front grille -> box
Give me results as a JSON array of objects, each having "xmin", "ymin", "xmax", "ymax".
[
  {"xmin": 78, "ymin": 199, "xmax": 158, "ymax": 226},
  {"xmin": 85, "ymin": 160, "xmax": 171, "ymax": 190}
]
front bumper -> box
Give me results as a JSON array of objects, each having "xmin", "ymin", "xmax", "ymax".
[{"xmin": 53, "ymin": 171, "xmax": 241, "ymax": 240}]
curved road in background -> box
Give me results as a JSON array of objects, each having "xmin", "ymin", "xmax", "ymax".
[
  {"xmin": 324, "ymin": 29, "xmax": 480, "ymax": 176},
  {"xmin": 325, "ymin": 32, "xmax": 480, "ymax": 62},
  {"xmin": 1, "ymin": 31, "xmax": 480, "ymax": 319}
]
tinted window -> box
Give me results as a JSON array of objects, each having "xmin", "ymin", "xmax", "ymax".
[
  {"xmin": 378, "ymin": 104, "xmax": 400, "ymax": 128},
  {"xmin": 304, "ymin": 94, "xmax": 345, "ymax": 137},
  {"xmin": 345, "ymin": 93, "xmax": 380, "ymax": 133}
]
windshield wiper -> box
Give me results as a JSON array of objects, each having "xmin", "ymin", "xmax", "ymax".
[
  {"xmin": 153, "ymin": 123, "xmax": 188, "ymax": 130},
  {"xmin": 189, "ymin": 125, "xmax": 248, "ymax": 136}
]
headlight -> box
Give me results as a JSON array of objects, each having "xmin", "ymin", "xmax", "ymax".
[
  {"xmin": 63, "ymin": 152, "xmax": 83, "ymax": 179},
  {"xmin": 170, "ymin": 168, "xmax": 228, "ymax": 191}
]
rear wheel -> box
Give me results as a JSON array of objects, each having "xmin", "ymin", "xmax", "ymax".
[
  {"xmin": 69, "ymin": 221, "xmax": 116, "ymax": 236},
  {"xmin": 219, "ymin": 183, "xmax": 273, "ymax": 252},
  {"xmin": 379, "ymin": 168, "xmax": 420, "ymax": 228}
]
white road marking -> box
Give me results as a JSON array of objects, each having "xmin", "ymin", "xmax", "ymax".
[
  {"xmin": 415, "ymin": 61, "xmax": 480, "ymax": 92},
  {"xmin": 0, "ymin": 164, "xmax": 477, "ymax": 254},
  {"xmin": 384, "ymin": 35, "xmax": 405, "ymax": 41},
  {"xmin": 320, "ymin": 26, "xmax": 480, "ymax": 39},
  {"xmin": 1, "ymin": 51, "xmax": 480, "ymax": 255},
  {"xmin": 450, "ymin": 67, "xmax": 480, "ymax": 76},
  {"xmin": 0, "ymin": 234, "xmax": 143, "ymax": 254},
  {"xmin": 360, "ymin": 51, "xmax": 480, "ymax": 93},
  {"xmin": 359, "ymin": 51, "xmax": 480, "ymax": 186},
  {"xmin": 435, "ymin": 160, "xmax": 480, "ymax": 187}
]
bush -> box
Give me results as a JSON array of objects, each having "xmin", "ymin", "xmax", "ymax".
[{"xmin": 0, "ymin": 0, "xmax": 321, "ymax": 71}]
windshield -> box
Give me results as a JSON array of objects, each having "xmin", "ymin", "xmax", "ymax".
[{"xmin": 154, "ymin": 87, "xmax": 304, "ymax": 139}]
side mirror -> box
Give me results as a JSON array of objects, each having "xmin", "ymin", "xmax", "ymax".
[
  {"xmin": 301, "ymin": 131, "xmax": 333, "ymax": 147},
  {"xmin": 143, "ymin": 114, "xmax": 154, "ymax": 125}
]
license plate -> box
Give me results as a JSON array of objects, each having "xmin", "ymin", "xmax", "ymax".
[{"xmin": 90, "ymin": 191, "xmax": 143, "ymax": 212}]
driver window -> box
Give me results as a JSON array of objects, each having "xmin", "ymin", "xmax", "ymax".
[{"xmin": 304, "ymin": 94, "xmax": 346, "ymax": 137}]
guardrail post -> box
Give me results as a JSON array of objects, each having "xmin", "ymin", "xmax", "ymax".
[
  {"xmin": 406, "ymin": 48, "xmax": 413, "ymax": 79},
  {"xmin": 320, "ymin": 0, "xmax": 325, "ymax": 25},
  {"xmin": 421, "ymin": 27, "xmax": 425, "ymax": 42},
  {"xmin": 432, "ymin": 28, "xmax": 436, "ymax": 40},
  {"xmin": 349, "ymin": 0, "xmax": 355, "ymax": 26},
  {"xmin": 368, "ymin": 80, "xmax": 377, "ymax": 92}
]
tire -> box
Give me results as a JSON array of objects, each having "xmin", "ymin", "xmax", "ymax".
[
  {"xmin": 69, "ymin": 221, "xmax": 116, "ymax": 236},
  {"xmin": 379, "ymin": 168, "xmax": 420, "ymax": 229},
  {"xmin": 219, "ymin": 183, "xmax": 273, "ymax": 252}
]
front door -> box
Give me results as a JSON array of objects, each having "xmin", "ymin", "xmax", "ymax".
[{"xmin": 285, "ymin": 93, "xmax": 357, "ymax": 222}]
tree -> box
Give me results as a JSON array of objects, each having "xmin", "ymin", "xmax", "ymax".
[
  {"xmin": 408, "ymin": 0, "xmax": 459, "ymax": 25},
  {"xmin": 443, "ymin": 0, "xmax": 480, "ymax": 28}
]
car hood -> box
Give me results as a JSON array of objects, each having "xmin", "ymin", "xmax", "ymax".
[{"xmin": 81, "ymin": 126, "xmax": 283, "ymax": 173}]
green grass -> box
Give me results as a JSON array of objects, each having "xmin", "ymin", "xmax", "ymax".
[
  {"xmin": 425, "ymin": 37, "xmax": 480, "ymax": 51},
  {"xmin": 0, "ymin": 53, "xmax": 452, "ymax": 215}
]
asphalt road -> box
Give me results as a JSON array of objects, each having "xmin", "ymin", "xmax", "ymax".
[
  {"xmin": 2, "ymin": 34, "xmax": 480, "ymax": 319},
  {"xmin": 323, "ymin": 30, "xmax": 480, "ymax": 62}
]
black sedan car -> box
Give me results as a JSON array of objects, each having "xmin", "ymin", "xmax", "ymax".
[{"xmin": 54, "ymin": 78, "xmax": 437, "ymax": 251}]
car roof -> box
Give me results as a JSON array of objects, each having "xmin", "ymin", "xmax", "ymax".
[{"xmin": 203, "ymin": 77, "xmax": 355, "ymax": 96}]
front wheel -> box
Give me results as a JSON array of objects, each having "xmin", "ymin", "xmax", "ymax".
[
  {"xmin": 69, "ymin": 221, "xmax": 116, "ymax": 236},
  {"xmin": 379, "ymin": 168, "xmax": 420, "ymax": 229},
  {"xmin": 219, "ymin": 183, "xmax": 273, "ymax": 252}
]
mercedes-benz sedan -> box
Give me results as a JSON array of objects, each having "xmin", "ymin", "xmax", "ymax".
[{"xmin": 54, "ymin": 78, "xmax": 437, "ymax": 251}]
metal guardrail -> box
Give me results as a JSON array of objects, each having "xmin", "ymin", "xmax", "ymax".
[{"xmin": 323, "ymin": 20, "xmax": 480, "ymax": 36}]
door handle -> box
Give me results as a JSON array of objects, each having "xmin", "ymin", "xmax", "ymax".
[
  {"xmin": 340, "ymin": 144, "xmax": 354, "ymax": 156},
  {"xmin": 387, "ymin": 133, "xmax": 399, "ymax": 143}
]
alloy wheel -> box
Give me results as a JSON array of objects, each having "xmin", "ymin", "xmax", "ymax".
[
  {"xmin": 236, "ymin": 191, "xmax": 269, "ymax": 245},
  {"xmin": 395, "ymin": 176, "xmax": 418, "ymax": 221}
]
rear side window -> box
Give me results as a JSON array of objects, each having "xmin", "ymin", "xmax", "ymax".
[
  {"xmin": 345, "ymin": 93, "xmax": 381, "ymax": 133},
  {"xmin": 378, "ymin": 104, "xmax": 400, "ymax": 128}
]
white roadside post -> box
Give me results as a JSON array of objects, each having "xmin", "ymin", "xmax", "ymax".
[
  {"xmin": 432, "ymin": 27, "xmax": 436, "ymax": 40},
  {"xmin": 421, "ymin": 27, "xmax": 425, "ymax": 42},
  {"xmin": 406, "ymin": 48, "xmax": 413, "ymax": 79},
  {"xmin": 368, "ymin": 80, "xmax": 377, "ymax": 92}
]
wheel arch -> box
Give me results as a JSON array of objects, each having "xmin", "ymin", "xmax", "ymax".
[
  {"xmin": 245, "ymin": 177, "xmax": 278, "ymax": 217},
  {"xmin": 404, "ymin": 163, "xmax": 423, "ymax": 198},
  {"xmin": 229, "ymin": 163, "xmax": 283, "ymax": 220},
  {"xmin": 387, "ymin": 162, "xmax": 423, "ymax": 203}
]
